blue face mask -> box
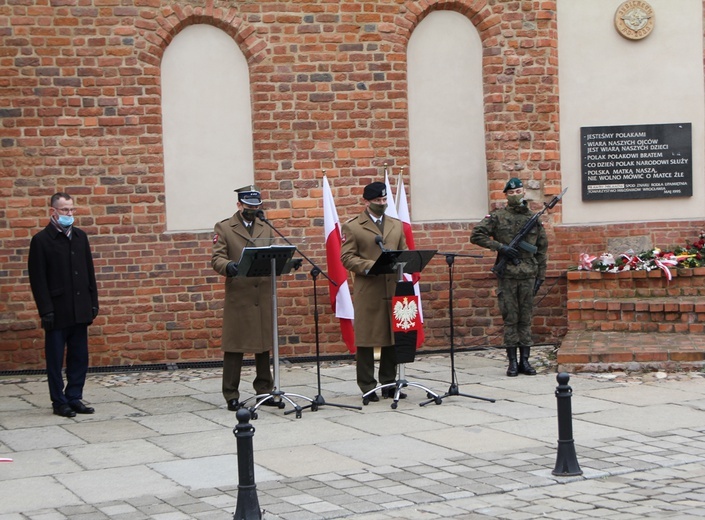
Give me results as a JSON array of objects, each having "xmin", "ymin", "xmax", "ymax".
[{"xmin": 57, "ymin": 215, "xmax": 74, "ymax": 227}]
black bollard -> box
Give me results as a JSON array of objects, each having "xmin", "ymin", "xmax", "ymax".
[
  {"xmin": 552, "ymin": 372, "xmax": 583, "ymax": 476},
  {"xmin": 233, "ymin": 408, "xmax": 262, "ymax": 520}
]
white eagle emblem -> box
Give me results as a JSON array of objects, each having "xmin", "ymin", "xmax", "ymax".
[
  {"xmin": 393, "ymin": 297, "xmax": 418, "ymax": 331},
  {"xmin": 621, "ymin": 8, "xmax": 650, "ymax": 32}
]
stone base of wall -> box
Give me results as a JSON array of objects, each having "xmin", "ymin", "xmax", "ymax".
[
  {"xmin": 558, "ymin": 268, "xmax": 705, "ymax": 373},
  {"xmin": 559, "ymin": 330, "xmax": 705, "ymax": 372}
]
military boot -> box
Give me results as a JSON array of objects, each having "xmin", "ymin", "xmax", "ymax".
[
  {"xmin": 506, "ymin": 347, "xmax": 518, "ymax": 377},
  {"xmin": 518, "ymin": 347, "xmax": 537, "ymax": 375}
]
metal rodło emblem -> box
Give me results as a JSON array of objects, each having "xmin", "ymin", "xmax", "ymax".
[{"xmin": 615, "ymin": 1, "xmax": 655, "ymax": 40}]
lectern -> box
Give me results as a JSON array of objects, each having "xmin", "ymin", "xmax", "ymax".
[
  {"xmin": 363, "ymin": 249, "xmax": 442, "ymax": 409},
  {"xmin": 237, "ymin": 246, "xmax": 314, "ymax": 419}
]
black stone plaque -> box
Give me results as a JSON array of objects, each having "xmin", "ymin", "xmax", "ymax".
[{"xmin": 581, "ymin": 123, "xmax": 692, "ymax": 201}]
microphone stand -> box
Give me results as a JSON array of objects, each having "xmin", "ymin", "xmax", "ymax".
[
  {"xmin": 420, "ymin": 252, "xmax": 495, "ymax": 406},
  {"xmin": 257, "ymin": 213, "xmax": 361, "ymax": 415}
]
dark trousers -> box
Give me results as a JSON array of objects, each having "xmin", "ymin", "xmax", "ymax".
[
  {"xmin": 356, "ymin": 346, "xmax": 397, "ymax": 393},
  {"xmin": 222, "ymin": 351, "xmax": 274, "ymax": 402},
  {"xmin": 45, "ymin": 324, "xmax": 89, "ymax": 409}
]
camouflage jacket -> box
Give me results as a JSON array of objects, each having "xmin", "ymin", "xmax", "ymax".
[{"xmin": 470, "ymin": 203, "xmax": 548, "ymax": 280}]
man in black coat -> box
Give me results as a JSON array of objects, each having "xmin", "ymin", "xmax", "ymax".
[{"xmin": 28, "ymin": 192, "xmax": 99, "ymax": 417}]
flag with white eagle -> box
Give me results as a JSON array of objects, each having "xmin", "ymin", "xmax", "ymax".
[{"xmin": 394, "ymin": 169, "xmax": 426, "ymax": 346}]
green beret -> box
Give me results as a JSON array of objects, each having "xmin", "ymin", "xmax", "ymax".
[{"xmin": 503, "ymin": 178, "xmax": 523, "ymax": 192}]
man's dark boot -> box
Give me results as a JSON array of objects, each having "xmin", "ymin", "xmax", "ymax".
[
  {"xmin": 506, "ymin": 347, "xmax": 518, "ymax": 377},
  {"xmin": 518, "ymin": 347, "xmax": 537, "ymax": 375}
]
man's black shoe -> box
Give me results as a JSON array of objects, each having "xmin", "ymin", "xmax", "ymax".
[
  {"xmin": 227, "ymin": 399, "xmax": 240, "ymax": 411},
  {"xmin": 69, "ymin": 401, "xmax": 94, "ymax": 414},
  {"xmin": 382, "ymin": 388, "xmax": 407, "ymax": 399},
  {"xmin": 53, "ymin": 404, "xmax": 76, "ymax": 418},
  {"xmin": 364, "ymin": 391, "xmax": 379, "ymax": 402}
]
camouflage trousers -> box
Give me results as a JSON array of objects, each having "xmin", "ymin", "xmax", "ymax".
[{"xmin": 497, "ymin": 277, "xmax": 535, "ymax": 347}]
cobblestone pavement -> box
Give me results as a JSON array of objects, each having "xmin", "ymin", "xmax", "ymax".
[{"xmin": 1, "ymin": 348, "xmax": 705, "ymax": 519}]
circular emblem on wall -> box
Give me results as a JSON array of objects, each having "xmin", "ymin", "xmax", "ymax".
[{"xmin": 614, "ymin": 1, "xmax": 655, "ymax": 40}]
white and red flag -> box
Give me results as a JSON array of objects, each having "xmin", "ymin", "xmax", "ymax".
[
  {"xmin": 394, "ymin": 170, "xmax": 425, "ymax": 347},
  {"xmin": 322, "ymin": 175, "xmax": 356, "ymax": 353},
  {"xmin": 383, "ymin": 165, "xmax": 399, "ymax": 220}
]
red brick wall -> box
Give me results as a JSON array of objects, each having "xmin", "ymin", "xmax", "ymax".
[
  {"xmin": 1, "ymin": 0, "xmax": 703, "ymax": 370},
  {"xmin": 566, "ymin": 269, "xmax": 705, "ymax": 334}
]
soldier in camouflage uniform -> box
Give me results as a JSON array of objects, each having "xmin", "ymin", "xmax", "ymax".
[{"xmin": 470, "ymin": 178, "xmax": 548, "ymax": 377}]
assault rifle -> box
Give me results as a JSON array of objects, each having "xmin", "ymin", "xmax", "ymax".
[{"xmin": 491, "ymin": 187, "xmax": 567, "ymax": 278}]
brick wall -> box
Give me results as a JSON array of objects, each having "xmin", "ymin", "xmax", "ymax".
[
  {"xmin": 559, "ymin": 268, "xmax": 705, "ymax": 371},
  {"xmin": 567, "ymin": 268, "xmax": 705, "ymax": 334},
  {"xmin": 1, "ymin": 0, "xmax": 704, "ymax": 370}
]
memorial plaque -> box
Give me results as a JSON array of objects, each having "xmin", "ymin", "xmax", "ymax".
[{"xmin": 581, "ymin": 123, "xmax": 692, "ymax": 201}]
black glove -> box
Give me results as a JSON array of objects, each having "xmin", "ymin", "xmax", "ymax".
[
  {"xmin": 533, "ymin": 279, "xmax": 544, "ymax": 296},
  {"xmin": 226, "ymin": 261, "xmax": 239, "ymax": 277},
  {"xmin": 92, "ymin": 307, "xmax": 99, "ymax": 319},
  {"xmin": 41, "ymin": 312, "xmax": 55, "ymax": 330},
  {"xmin": 499, "ymin": 244, "xmax": 519, "ymax": 260}
]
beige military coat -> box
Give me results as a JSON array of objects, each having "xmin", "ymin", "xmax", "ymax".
[
  {"xmin": 340, "ymin": 210, "xmax": 407, "ymax": 348},
  {"xmin": 212, "ymin": 213, "xmax": 274, "ymax": 353}
]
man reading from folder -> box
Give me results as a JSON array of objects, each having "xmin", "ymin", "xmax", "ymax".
[
  {"xmin": 341, "ymin": 181, "xmax": 407, "ymax": 403},
  {"xmin": 212, "ymin": 185, "xmax": 278, "ymax": 411}
]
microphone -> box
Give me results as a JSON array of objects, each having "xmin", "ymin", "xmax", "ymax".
[
  {"xmin": 255, "ymin": 209, "xmax": 267, "ymax": 222},
  {"xmin": 375, "ymin": 235, "xmax": 387, "ymax": 252}
]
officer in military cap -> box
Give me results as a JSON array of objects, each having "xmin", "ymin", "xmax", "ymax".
[
  {"xmin": 341, "ymin": 181, "xmax": 408, "ymax": 402},
  {"xmin": 212, "ymin": 185, "xmax": 278, "ymax": 410},
  {"xmin": 471, "ymin": 178, "xmax": 548, "ymax": 377}
]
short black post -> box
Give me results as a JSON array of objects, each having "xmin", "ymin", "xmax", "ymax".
[
  {"xmin": 233, "ymin": 408, "xmax": 262, "ymax": 520},
  {"xmin": 552, "ymin": 372, "xmax": 583, "ymax": 476}
]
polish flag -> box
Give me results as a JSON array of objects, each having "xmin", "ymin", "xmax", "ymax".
[
  {"xmin": 395, "ymin": 173, "xmax": 425, "ymax": 347},
  {"xmin": 323, "ymin": 176, "xmax": 356, "ymax": 353}
]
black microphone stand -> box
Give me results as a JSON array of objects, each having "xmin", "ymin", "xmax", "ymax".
[
  {"xmin": 420, "ymin": 252, "xmax": 495, "ymax": 406},
  {"xmin": 257, "ymin": 213, "xmax": 361, "ymax": 414}
]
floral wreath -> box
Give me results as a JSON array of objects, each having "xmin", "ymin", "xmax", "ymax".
[{"xmin": 577, "ymin": 231, "xmax": 705, "ymax": 281}]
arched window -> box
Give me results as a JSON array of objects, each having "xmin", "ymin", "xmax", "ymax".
[
  {"xmin": 161, "ymin": 24, "xmax": 255, "ymax": 232},
  {"xmin": 408, "ymin": 11, "xmax": 488, "ymax": 222}
]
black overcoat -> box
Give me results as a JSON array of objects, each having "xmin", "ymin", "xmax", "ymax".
[{"xmin": 28, "ymin": 223, "xmax": 99, "ymax": 329}]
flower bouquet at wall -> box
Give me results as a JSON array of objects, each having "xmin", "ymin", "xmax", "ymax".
[{"xmin": 576, "ymin": 231, "xmax": 705, "ymax": 280}]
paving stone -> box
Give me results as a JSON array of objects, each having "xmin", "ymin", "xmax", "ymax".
[{"xmin": 2, "ymin": 359, "xmax": 705, "ymax": 519}]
